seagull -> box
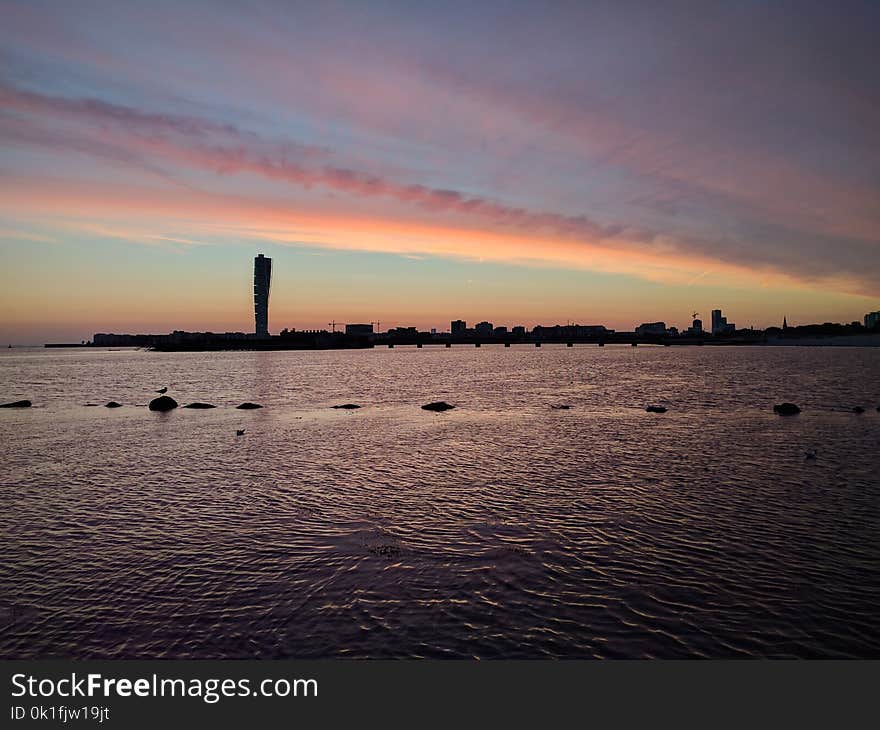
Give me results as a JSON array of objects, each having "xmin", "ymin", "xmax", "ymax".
[
  {"xmin": 155, "ymin": 387, "xmax": 168, "ymax": 394},
  {"xmin": 236, "ymin": 429, "xmax": 245, "ymax": 436}
]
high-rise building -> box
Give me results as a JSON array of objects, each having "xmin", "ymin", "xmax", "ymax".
[
  {"xmin": 254, "ymin": 253, "xmax": 272, "ymax": 337},
  {"xmin": 451, "ymin": 320, "xmax": 466, "ymax": 335},
  {"xmin": 865, "ymin": 311, "xmax": 880, "ymax": 329},
  {"xmin": 709, "ymin": 309, "xmax": 737, "ymax": 335}
]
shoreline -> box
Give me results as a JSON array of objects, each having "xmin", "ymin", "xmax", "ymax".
[{"xmin": 32, "ymin": 333, "xmax": 880, "ymax": 351}]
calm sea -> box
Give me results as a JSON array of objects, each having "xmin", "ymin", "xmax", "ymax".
[{"xmin": 1, "ymin": 345, "xmax": 878, "ymax": 658}]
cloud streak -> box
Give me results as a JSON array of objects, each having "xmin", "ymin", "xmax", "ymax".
[
  {"xmin": 0, "ymin": 80, "xmax": 680, "ymax": 249},
  {"xmin": 0, "ymin": 172, "xmax": 858, "ymax": 301}
]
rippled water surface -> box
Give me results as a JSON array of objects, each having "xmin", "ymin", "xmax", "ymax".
[{"xmin": 2, "ymin": 345, "xmax": 879, "ymax": 658}]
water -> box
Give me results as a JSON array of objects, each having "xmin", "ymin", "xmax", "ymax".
[{"xmin": 1, "ymin": 345, "xmax": 879, "ymax": 659}]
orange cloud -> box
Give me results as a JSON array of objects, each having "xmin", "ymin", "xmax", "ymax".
[{"xmin": 2, "ymin": 173, "xmax": 857, "ymax": 299}]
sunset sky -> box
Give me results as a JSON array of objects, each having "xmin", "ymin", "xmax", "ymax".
[{"xmin": 1, "ymin": 0, "xmax": 878, "ymax": 343}]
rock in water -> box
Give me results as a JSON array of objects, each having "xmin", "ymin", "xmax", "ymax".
[
  {"xmin": 773, "ymin": 403, "xmax": 801, "ymax": 416},
  {"xmin": 422, "ymin": 401, "xmax": 455, "ymax": 412},
  {"xmin": 645, "ymin": 405, "xmax": 668, "ymax": 413},
  {"xmin": 148, "ymin": 395, "xmax": 178, "ymax": 411},
  {"xmin": 331, "ymin": 403, "xmax": 361, "ymax": 409},
  {"xmin": 236, "ymin": 402, "xmax": 262, "ymax": 410},
  {"xmin": 0, "ymin": 400, "xmax": 31, "ymax": 408},
  {"xmin": 852, "ymin": 406, "xmax": 865, "ymax": 414},
  {"xmin": 183, "ymin": 402, "xmax": 216, "ymax": 409},
  {"xmin": 105, "ymin": 401, "xmax": 122, "ymax": 408},
  {"xmin": 551, "ymin": 404, "xmax": 571, "ymax": 410}
]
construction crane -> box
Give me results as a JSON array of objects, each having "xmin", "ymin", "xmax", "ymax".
[
  {"xmin": 371, "ymin": 321, "xmax": 381, "ymax": 333},
  {"xmin": 691, "ymin": 310, "xmax": 699, "ymax": 321},
  {"xmin": 328, "ymin": 320, "xmax": 339, "ymax": 333}
]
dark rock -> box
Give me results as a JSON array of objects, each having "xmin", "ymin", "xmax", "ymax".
[
  {"xmin": 105, "ymin": 401, "xmax": 122, "ymax": 408},
  {"xmin": 236, "ymin": 429, "xmax": 245, "ymax": 436},
  {"xmin": 551, "ymin": 404, "xmax": 571, "ymax": 410},
  {"xmin": 0, "ymin": 400, "xmax": 31, "ymax": 408},
  {"xmin": 773, "ymin": 403, "xmax": 801, "ymax": 416},
  {"xmin": 852, "ymin": 406, "xmax": 865, "ymax": 414},
  {"xmin": 236, "ymin": 402, "xmax": 263, "ymax": 410},
  {"xmin": 421, "ymin": 401, "xmax": 455, "ymax": 412},
  {"xmin": 645, "ymin": 405, "xmax": 667, "ymax": 413},
  {"xmin": 183, "ymin": 402, "xmax": 216, "ymax": 409},
  {"xmin": 368, "ymin": 543, "xmax": 401, "ymax": 558},
  {"xmin": 148, "ymin": 395, "xmax": 178, "ymax": 411},
  {"xmin": 331, "ymin": 404, "xmax": 361, "ymax": 409}
]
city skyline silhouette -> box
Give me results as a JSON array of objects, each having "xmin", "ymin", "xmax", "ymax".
[{"xmin": 69, "ymin": 252, "xmax": 876, "ymax": 352}]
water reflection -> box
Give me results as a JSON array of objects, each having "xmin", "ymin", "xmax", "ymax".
[{"xmin": 1, "ymin": 345, "xmax": 878, "ymax": 658}]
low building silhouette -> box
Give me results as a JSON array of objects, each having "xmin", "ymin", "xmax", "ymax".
[
  {"xmin": 636, "ymin": 322, "xmax": 666, "ymax": 336},
  {"xmin": 345, "ymin": 323, "xmax": 374, "ymax": 336},
  {"xmin": 531, "ymin": 324, "xmax": 610, "ymax": 340}
]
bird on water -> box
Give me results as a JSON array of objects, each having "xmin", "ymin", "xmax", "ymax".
[{"xmin": 155, "ymin": 387, "xmax": 168, "ymax": 394}]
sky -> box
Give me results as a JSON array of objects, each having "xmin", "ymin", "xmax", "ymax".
[{"xmin": 1, "ymin": 0, "xmax": 879, "ymax": 343}]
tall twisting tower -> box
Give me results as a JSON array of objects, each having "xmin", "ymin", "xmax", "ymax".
[{"xmin": 254, "ymin": 253, "xmax": 272, "ymax": 337}]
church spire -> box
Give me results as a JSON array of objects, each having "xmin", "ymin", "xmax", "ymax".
[{"xmin": 783, "ymin": 316, "xmax": 788, "ymax": 330}]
